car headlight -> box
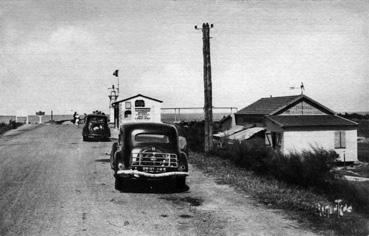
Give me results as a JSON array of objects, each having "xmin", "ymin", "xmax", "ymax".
[
  {"xmin": 118, "ymin": 163, "xmax": 124, "ymax": 170},
  {"xmin": 178, "ymin": 164, "xmax": 186, "ymax": 171}
]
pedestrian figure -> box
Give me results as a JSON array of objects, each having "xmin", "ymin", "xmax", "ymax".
[
  {"xmin": 74, "ymin": 112, "xmax": 79, "ymax": 126},
  {"xmin": 73, "ymin": 112, "xmax": 77, "ymax": 124},
  {"xmin": 76, "ymin": 115, "xmax": 80, "ymax": 126}
]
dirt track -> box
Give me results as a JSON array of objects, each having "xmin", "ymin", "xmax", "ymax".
[{"xmin": 0, "ymin": 124, "xmax": 318, "ymax": 235}]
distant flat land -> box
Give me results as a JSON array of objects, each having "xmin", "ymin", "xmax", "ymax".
[
  {"xmin": 0, "ymin": 115, "xmax": 73, "ymax": 124},
  {"xmin": 1, "ymin": 113, "xmax": 231, "ymax": 124}
]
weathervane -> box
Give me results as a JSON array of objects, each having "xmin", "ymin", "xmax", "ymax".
[
  {"xmin": 108, "ymin": 70, "xmax": 120, "ymax": 125},
  {"xmin": 113, "ymin": 69, "xmax": 119, "ymax": 97},
  {"xmin": 290, "ymin": 82, "xmax": 305, "ymax": 94}
]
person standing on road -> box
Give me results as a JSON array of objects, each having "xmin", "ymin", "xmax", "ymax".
[
  {"xmin": 73, "ymin": 112, "xmax": 77, "ymax": 124},
  {"xmin": 74, "ymin": 112, "xmax": 79, "ymax": 126}
]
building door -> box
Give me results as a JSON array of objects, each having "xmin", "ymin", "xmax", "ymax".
[{"xmin": 271, "ymin": 132, "xmax": 283, "ymax": 150}]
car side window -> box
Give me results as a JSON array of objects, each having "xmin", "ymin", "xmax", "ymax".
[{"xmin": 124, "ymin": 110, "xmax": 132, "ymax": 119}]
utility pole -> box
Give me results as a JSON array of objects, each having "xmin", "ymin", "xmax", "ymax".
[{"xmin": 195, "ymin": 23, "xmax": 214, "ymax": 153}]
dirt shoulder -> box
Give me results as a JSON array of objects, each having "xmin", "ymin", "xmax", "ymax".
[
  {"xmin": 182, "ymin": 163, "xmax": 318, "ymax": 235},
  {"xmin": 188, "ymin": 151, "xmax": 369, "ymax": 235}
]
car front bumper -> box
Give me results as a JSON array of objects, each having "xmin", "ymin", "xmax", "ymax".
[{"xmin": 116, "ymin": 169, "xmax": 188, "ymax": 178}]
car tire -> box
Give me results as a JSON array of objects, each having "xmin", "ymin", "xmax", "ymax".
[
  {"xmin": 176, "ymin": 177, "xmax": 186, "ymax": 190},
  {"xmin": 83, "ymin": 136, "xmax": 88, "ymax": 141},
  {"xmin": 115, "ymin": 177, "xmax": 127, "ymax": 190},
  {"xmin": 110, "ymin": 143, "xmax": 118, "ymax": 170}
]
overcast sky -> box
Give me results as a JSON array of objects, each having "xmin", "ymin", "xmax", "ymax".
[{"xmin": 1, "ymin": 0, "xmax": 369, "ymax": 115}]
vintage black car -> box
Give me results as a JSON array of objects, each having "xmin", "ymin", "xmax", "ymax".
[
  {"xmin": 110, "ymin": 122, "xmax": 189, "ymax": 189},
  {"xmin": 82, "ymin": 114, "xmax": 111, "ymax": 141}
]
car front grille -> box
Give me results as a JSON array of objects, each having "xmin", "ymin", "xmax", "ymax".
[{"xmin": 131, "ymin": 152, "xmax": 178, "ymax": 168}]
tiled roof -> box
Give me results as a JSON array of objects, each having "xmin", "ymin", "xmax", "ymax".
[
  {"xmin": 266, "ymin": 115, "xmax": 358, "ymax": 128},
  {"xmin": 236, "ymin": 95, "xmax": 301, "ymax": 115}
]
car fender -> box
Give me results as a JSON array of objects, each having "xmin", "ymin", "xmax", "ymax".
[
  {"xmin": 178, "ymin": 151, "xmax": 189, "ymax": 172},
  {"xmin": 110, "ymin": 142, "xmax": 119, "ymax": 170}
]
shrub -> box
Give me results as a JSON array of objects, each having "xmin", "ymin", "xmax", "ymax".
[
  {"xmin": 179, "ymin": 121, "xmax": 205, "ymax": 152},
  {"xmin": 217, "ymin": 139, "xmax": 272, "ymax": 173},
  {"xmin": 0, "ymin": 122, "xmax": 22, "ymax": 135},
  {"xmin": 272, "ymin": 148, "xmax": 338, "ymax": 189},
  {"xmin": 214, "ymin": 140, "xmax": 338, "ymax": 190}
]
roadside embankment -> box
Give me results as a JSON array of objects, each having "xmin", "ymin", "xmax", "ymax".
[
  {"xmin": 0, "ymin": 122, "xmax": 24, "ymax": 136},
  {"xmin": 188, "ymin": 152, "xmax": 369, "ymax": 236}
]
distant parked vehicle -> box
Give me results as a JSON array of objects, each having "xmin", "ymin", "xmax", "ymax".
[
  {"xmin": 110, "ymin": 122, "xmax": 189, "ymax": 190},
  {"xmin": 82, "ymin": 114, "xmax": 110, "ymax": 141}
]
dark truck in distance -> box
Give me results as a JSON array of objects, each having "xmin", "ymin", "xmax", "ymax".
[
  {"xmin": 82, "ymin": 114, "xmax": 111, "ymax": 141},
  {"xmin": 110, "ymin": 122, "xmax": 189, "ymax": 190}
]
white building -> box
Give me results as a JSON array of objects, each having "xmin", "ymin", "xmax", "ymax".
[
  {"xmin": 112, "ymin": 94, "xmax": 162, "ymax": 127},
  {"xmin": 235, "ymin": 94, "xmax": 358, "ymax": 162}
]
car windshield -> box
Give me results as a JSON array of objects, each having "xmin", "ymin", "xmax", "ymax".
[
  {"xmin": 88, "ymin": 117, "xmax": 106, "ymax": 124},
  {"xmin": 134, "ymin": 133, "xmax": 169, "ymax": 144}
]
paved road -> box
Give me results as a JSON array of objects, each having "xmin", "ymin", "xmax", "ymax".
[{"xmin": 0, "ymin": 124, "xmax": 318, "ymax": 236}]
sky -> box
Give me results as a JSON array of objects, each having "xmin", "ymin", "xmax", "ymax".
[{"xmin": 1, "ymin": 0, "xmax": 369, "ymax": 115}]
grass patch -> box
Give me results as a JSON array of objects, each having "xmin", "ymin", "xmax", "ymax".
[{"xmin": 189, "ymin": 152, "xmax": 369, "ymax": 235}]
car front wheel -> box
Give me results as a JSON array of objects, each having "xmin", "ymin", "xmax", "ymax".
[
  {"xmin": 115, "ymin": 177, "xmax": 127, "ymax": 190},
  {"xmin": 110, "ymin": 143, "xmax": 118, "ymax": 170},
  {"xmin": 175, "ymin": 177, "xmax": 186, "ymax": 190}
]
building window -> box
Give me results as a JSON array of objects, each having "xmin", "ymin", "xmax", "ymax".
[
  {"xmin": 124, "ymin": 110, "xmax": 132, "ymax": 119},
  {"xmin": 335, "ymin": 131, "xmax": 346, "ymax": 148},
  {"xmin": 125, "ymin": 102, "xmax": 131, "ymax": 109},
  {"xmin": 135, "ymin": 100, "xmax": 145, "ymax": 107}
]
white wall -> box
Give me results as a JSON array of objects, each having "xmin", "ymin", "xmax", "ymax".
[
  {"xmin": 282, "ymin": 129, "xmax": 357, "ymax": 162},
  {"xmin": 119, "ymin": 96, "xmax": 162, "ymax": 124}
]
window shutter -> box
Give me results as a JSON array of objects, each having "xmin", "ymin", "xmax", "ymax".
[
  {"xmin": 334, "ymin": 131, "xmax": 340, "ymax": 148},
  {"xmin": 341, "ymin": 131, "xmax": 346, "ymax": 148}
]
